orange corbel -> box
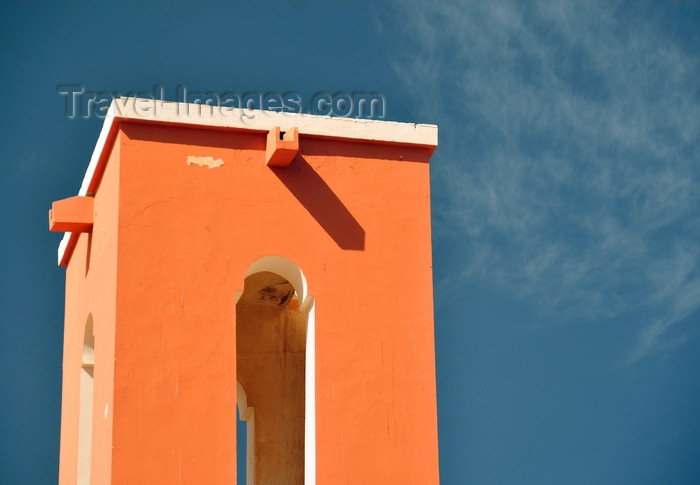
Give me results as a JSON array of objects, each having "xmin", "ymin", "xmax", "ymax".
[
  {"xmin": 49, "ymin": 196, "xmax": 94, "ymax": 233},
  {"xmin": 266, "ymin": 127, "xmax": 299, "ymax": 167}
]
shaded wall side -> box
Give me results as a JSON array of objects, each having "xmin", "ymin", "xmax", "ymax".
[{"xmin": 58, "ymin": 137, "xmax": 120, "ymax": 485}]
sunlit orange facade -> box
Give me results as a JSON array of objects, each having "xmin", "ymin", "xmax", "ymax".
[{"xmin": 51, "ymin": 99, "xmax": 439, "ymax": 484}]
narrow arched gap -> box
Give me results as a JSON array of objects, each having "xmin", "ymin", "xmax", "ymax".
[
  {"xmin": 78, "ymin": 314, "xmax": 94, "ymax": 485},
  {"xmin": 236, "ymin": 406, "xmax": 246, "ymax": 485},
  {"xmin": 236, "ymin": 380, "xmax": 254, "ymax": 485}
]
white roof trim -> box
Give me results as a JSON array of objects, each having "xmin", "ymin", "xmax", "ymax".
[
  {"xmin": 78, "ymin": 111, "xmax": 116, "ymax": 197},
  {"xmin": 112, "ymin": 97, "xmax": 437, "ymax": 146}
]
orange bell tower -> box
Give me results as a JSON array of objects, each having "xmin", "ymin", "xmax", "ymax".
[{"xmin": 50, "ymin": 98, "xmax": 439, "ymax": 485}]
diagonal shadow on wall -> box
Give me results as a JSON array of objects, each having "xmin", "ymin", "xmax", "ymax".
[{"xmin": 270, "ymin": 156, "xmax": 365, "ymax": 250}]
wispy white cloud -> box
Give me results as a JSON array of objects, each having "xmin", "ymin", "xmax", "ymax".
[{"xmin": 386, "ymin": 3, "xmax": 700, "ymax": 363}]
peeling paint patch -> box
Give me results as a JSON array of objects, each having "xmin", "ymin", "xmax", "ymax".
[{"xmin": 186, "ymin": 156, "xmax": 224, "ymax": 169}]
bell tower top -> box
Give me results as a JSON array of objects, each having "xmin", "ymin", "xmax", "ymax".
[{"xmin": 51, "ymin": 97, "xmax": 439, "ymax": 485}]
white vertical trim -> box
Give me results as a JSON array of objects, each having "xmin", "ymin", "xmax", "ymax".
[{"xmin": 302, "ymin": 296, "xmax": 316, "ymax": 485}]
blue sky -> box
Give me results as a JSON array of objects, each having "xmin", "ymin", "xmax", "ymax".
[{"xmin": 1, "ymin": 2, "xmax": 699, "ymax": 484}]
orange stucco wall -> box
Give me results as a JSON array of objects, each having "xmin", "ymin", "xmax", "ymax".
[
  {"xmin": 58, "ymin": 119, "xmax": 439, "ymax": 484},
  {"xmin": 59, "ymin": 136, "xmax": 119, "ymax": 485}
]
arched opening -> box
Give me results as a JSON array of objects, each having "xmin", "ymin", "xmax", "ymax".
[
  {"xmin": 78, "ymin": 315, "xmax": 94, "ymax": 485},
  {"xmin": 236, "ymin": 256, "xmax": 314, "ymax": 485}
]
